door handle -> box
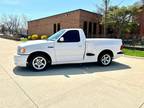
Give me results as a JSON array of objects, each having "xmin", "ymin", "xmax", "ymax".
[{"xmin": 78, "ymin": 45, "xmax": 82, "ymax": 47}]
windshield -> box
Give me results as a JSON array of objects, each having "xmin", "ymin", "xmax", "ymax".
[{"xmin": 48, "ymin": 30, "xmax": 65, "ymax": 41}]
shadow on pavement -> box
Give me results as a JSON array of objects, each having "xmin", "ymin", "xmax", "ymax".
[{"xmin": 13, "ymin": 62, "xmax": 130, "ymax": 77}]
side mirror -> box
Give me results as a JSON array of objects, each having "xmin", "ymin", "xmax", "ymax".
[{"xmin": 59, "ymin": 37, "xmax": 64, "ymax": 42}]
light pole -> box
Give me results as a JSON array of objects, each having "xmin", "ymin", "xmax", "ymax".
[{"xmin": 103, "ymin": 0, "xmax": 109, "ymax": 37}]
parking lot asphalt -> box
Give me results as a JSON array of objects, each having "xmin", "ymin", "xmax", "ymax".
[{"xmin": 0, "ymin": 38, "xmax": 144, "ymax": 108}]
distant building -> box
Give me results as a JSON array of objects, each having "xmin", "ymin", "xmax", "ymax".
[
  {"xmin": 28, "ymin": 9, "xmax": 104, "ymax": 38},
  {"xmin": 137, "ymin": 6, "xmax": 144, "ymax": 39}
]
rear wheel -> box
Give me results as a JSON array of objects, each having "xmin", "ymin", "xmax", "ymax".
[
  {"xmin": 98, "ymin": 53, "xmax": 112, "ymax": 66},
  {"xmin": 29, "ymin": 55, "xmax": 49, "ymax": 71}
]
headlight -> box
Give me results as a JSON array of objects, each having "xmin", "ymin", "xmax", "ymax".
[
  {"xmin": 20, "ymin": 48, "xmax": 26, "ymax": 53},
  {"xmin": 17, "ymin": 47, "xmax": 26, "ymax": 54}
]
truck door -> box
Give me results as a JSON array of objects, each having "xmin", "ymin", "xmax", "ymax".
[{"xmin": 55, "ymin": 30, "xmax": 85, "ymax": 62}]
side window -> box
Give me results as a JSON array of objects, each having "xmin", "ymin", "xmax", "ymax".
[{"xmin": 60, "ymin": 30, "xmax": 80, "ymax": 42}]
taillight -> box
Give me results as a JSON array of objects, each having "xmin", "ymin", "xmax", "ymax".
[{"xmin": 120, "ymin": 45, "xmax": 124, "ymax": 50}]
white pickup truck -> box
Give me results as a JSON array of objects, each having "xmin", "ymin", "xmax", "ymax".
[{"xmin": 14, "ymin": 28, "xmax": 123, "ymax": 71}]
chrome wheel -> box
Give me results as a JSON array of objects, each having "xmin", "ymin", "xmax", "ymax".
[
  {"xmin": 32, "ymin": 56, "xmax": 47, "ymax": 70},
  {"xmin": 101, "ymin": 54, "xmax": 111, "ymax": 66}
]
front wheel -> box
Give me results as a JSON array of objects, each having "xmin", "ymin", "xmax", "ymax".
[
  {"xmin": 98, "ymin": 53, "xmax": 112, "ymax": 66},
  {"xmin": 29, "ymin": 55, "xmax": 48, "ymax": 71}
]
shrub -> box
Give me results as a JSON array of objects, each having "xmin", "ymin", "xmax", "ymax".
[
  {"xmin": 28, "ymin": 35, "xmax": 31, "ymax": 40},
  {"xmin": 31, "ymin": 34, "xmax": 39, "ymax": 40},
  {"xmin": 41, "ymin": 35, "xmax": 48, "ymax": 40},
  {"xmin": 20, "ymin": 38, "xmax": 28, "ymax": 42}
]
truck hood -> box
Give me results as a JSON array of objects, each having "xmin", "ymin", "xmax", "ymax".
[{"xmin": 19, "ymin": 40, "xmax": 53, "ymax": 48}]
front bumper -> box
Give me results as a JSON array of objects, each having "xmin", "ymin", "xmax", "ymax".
[{"xmin": 14, "ymin": 54, "xmax": 29, "ymax": 67}]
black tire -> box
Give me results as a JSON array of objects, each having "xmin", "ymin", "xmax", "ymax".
[
  {"xmin": 98, "ymin": 53, "xmax": 112, "ymax": 66},
  {"xmin": 28, "ymin": 54, "xmax": 49, "ymax": 71}
]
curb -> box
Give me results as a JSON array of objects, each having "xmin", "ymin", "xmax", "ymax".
[{"xmin": 124, "ymin": 55, "xmax": 144, "ymax": 59}]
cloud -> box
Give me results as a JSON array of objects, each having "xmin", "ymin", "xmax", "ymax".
[{"xmin": 0, "ymin": 0, "xmax": 21, "ymax": 5}]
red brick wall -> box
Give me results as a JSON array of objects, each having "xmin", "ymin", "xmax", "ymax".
[
  {"xmin": 28, "ymin": 9, "xmax": 101, "ymax": 38},
  {"xmin": 28, "ymin": 10, "xmax": 81, "ymax": 36},
  {"xmin": 138, "ymin": 9, "xmax": 144, "ymax": 37},
  {"xmin": 79, "ymin": 10, "xmax": 102, "ymax": 37},
  {"xmin": 136, "ymin": 7, "xmax": 144, "ymax": 39}
]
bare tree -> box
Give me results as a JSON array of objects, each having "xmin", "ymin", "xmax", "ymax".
[
  {"xmin": 19, "ymin": 15, "xmax": 28, "ymax": 35},
  {"xmin": 142, "ymin": 0, "xmax": 144, "ymax": 5},
  {"xmin": 0, "ymin": 24, "xmax": 6, "ymax": 34},
  {"xmin": 10, "ymin": 15, "xmax": 20, "ymax": 35},
  {"xmin": 134, "ymin": 0, "xmax": 144, "ymax": 6},
  {"xmin": 0, "ymin": 14, "xmax": 28, "ymax": 36},
  {"xmin": 1, "ymin": 15, "xmax": 12, "ymax": 34}
]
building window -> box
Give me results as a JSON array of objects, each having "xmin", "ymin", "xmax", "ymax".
[
  {"xmin": 93, "ymin": 23, "xmax": 97, "ymax": 35},
  {"xmin": 53, "ymin": 24, "xmax": 57, "ymax": 33},
  {"xmin": 57, "ymin": 23, "xmax": 61, "ymax": 31},
  {"xmin": 88, "ymin": 22, "xmax": 92, "ymax": 35},
  {"xmin": 53, "ymin": 23, "xmax": 61, "ymax": 33},
  {"xmin": 83, "ymin": 21, "xmax": 87, "ymax": 35}
]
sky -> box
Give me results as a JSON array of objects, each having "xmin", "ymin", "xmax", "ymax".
[{"xmin": 0, "ymin": 0, "xmax": 139, "ymax": 20}]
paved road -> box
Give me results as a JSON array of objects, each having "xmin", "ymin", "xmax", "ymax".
[{"xmin": 0, "ymin": 38, "xmax": 144, "ymax": 108}]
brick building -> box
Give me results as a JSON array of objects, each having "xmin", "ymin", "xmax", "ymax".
[
  {"xmin": 137, "ymin": 6, "xmax": 144, "ymax": 39},
  {"xmin": 28, "ymin": 9, "xmax": 103, "ymax": 38}
]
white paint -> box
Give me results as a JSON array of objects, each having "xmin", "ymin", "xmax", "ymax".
[{"xmin": 14, "ymin": 28, "xmax": 123, "ymax": 67}]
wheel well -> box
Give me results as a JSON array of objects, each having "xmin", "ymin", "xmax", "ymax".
[
  {"xmin": 98, "ymin": 50, "xmax": 114, "ymax": 60},
  {"xmin": 27, "ymin": 51, "xmax": 52, "ymax": 65}
]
